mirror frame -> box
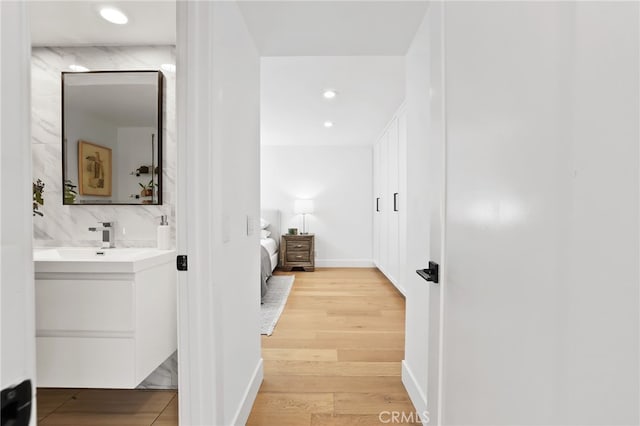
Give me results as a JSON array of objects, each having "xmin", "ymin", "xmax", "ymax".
[{"xmin": 61, "ymin": 70, "xmax": 164, "ymax": 205}]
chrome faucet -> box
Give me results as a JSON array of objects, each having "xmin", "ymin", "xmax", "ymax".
[{"xmin": 88, "ymin": 221, "xmax": 115, "ymax": 248}]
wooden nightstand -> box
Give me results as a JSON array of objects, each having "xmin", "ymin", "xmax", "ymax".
[{"xmin": 280, "ymin": 234, "xmax": 315, "ymax": 272}]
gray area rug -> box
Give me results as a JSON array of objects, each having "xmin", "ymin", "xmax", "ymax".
[{"xmin": 261, "ymin": 275, "xmax": 295, "ymax": 336}]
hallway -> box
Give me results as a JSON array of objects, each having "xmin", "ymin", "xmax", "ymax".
[{"xmin": 248, "ymin": 268, "xmax": 419, "ymax": 425}]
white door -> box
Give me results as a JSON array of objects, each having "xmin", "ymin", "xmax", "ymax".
[
  {"xmin": 387, "ymin": 117, "xmax": 400, "ymax": 286},
  {"xmin": 440, "ymin": 2, "xmax": 639, "ymax": 424},
  {"xmin": 373, "ymin": 142, "xmax": 381, "ymax": 266},
  {"xmin": 0, "ymin": 2, "xmax": 37, "ymax": 425},
  {"xmin": 401, "ymin": 4, "xmax": 441, "ymax": 422},
  {"xmin": 378, "ymin": 131, "xmax": 389, "ymax": 274},
  {"xmin": 397, "ymin": 107, "xmax": 408, "ymax": 290},
  {"xmin": 425, "ymin": 3, "xmax": 445, "ymax": 422}
]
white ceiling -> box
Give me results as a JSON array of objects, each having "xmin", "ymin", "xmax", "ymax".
[
  {"xmin": 261, "ymin": 56, "xmax": 405, "ymax": 146},
  {"xmin": 30, "ymin": 1, "xmax": 424, "ymax": 148},
  {"xmin": 30, "ymin": 1, "xmax": 176, "ymax": 46},
  {"xmin": 29, "ymin": 1, "xmax": 427, "ymax": 54},
  {"xmin": 238, "ymin": 1, "xmax": 429, "ymax": 56}
]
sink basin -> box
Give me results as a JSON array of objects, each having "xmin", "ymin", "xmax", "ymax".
[
  {"xmin": 34, "ymin": 247, "xmax": 175, "ymax": 273},
  {"xmin": 36, "ymin": 247, "xmax": 157, "ymax": 260}
]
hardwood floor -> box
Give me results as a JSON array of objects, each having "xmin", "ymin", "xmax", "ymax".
[
  {"xmin": 248, "ymin": 268, "xmax": 419, "ymax": 426},
  {"xmin": 36, "ymin": 388, "xmax": 177, "ymax": 425},
  {"xmin": 37, "ymin": 268, "xmax": 416, "ymax": 425}
]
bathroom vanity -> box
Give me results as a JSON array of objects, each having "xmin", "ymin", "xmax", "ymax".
[{"xmin": 34, "ymin": 247, "xmax": 176, "ymax": 388}]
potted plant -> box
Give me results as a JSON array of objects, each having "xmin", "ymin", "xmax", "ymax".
[
  {"xmin": 64, "ymin": 180, "xmax": 77, "ymax": 204},
  {"xmin": 135, "ymin": 165, "xmax": 150, "ymax": 176},
  {"xmin": 139, "ymin": 179, "xmax": 156, "ymax": 197},
  {"xmin": 33, "ymin": 179, "xmax": 45, "ymax": 216}
]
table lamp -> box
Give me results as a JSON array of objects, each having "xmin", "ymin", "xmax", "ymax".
[{"xmin": 294, "ymin": 199, "xmax": 314, "ymax": 235}]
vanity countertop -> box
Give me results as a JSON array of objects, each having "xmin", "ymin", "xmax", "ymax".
[{"xmin": 34, "ymin": 247, "xmax": 175, "ymax": 274}]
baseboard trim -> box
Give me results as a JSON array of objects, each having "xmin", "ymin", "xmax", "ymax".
[
  {"xmin": 375, "ymin": 263, "xmax": 406, "ymax": 296},
  {"xmin": 230, "ymin": 357, "xmax": 263, "ymax": 425},
  {"xmin": 402, "ymin": 360, "xmax": 430, "ymax": 425},
  {"xmin": 315, "ymin": 259, "xmax": 375, "ymax": 268}
]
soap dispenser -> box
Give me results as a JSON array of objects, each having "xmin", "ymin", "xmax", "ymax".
[{"xmin": 157, "ymin": 215, "xmax": 170, "ymax": 250}]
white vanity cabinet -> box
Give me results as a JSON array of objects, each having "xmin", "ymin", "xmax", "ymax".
[{"xmin": 34, "ymin": 248, "xmax": 176, "ymax": 388}]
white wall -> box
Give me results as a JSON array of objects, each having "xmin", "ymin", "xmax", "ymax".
[
  {"xmin": 32, "ymin": 46, "xmax": 176, "ymax": 248},
  {"xmin": 216, "ymin": 4, "xmax": 262, "ymax": 421},
  {"xmin": 176, "ymin": 2, "xmax": 262, "ymax": 424},
  {"xmin": 439, "ymin": 2, "xmax": 639, "ymax": 425},
  {"xmin": 0, "ymin": 2, "xmax": 37, "ymax": 424},
  {"xmin": 115, "ymin": 127, "xmax": 157, "ymax": 202},
  {"xmin": 261, "ymin": 145, "xmax": 373, "ymax": 267}
]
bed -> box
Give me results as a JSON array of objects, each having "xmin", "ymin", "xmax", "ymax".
[{"xmin": 260, "ymin": 209, "xmax": 281, "ymax": 298}]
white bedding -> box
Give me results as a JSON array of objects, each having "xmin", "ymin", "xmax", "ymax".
[
  {"xmin": 260, "ymin": 237, "xmax": 278, "ymax": 256},
  {"xmin": 261, "ymin": 237, "xmax": 279, "ymax": 272},
  {"xmin": 260, "ymin": 210, "xmax": 281, "ymax": 273},
  {"xmin": 269, "ymin": 252, "xmax": 278, "ymax": 272}
]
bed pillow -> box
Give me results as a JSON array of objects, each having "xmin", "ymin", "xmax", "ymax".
[
  {"xmin": 261, "ymin": 230, "xmax": 271, "ymax": 239},
  {"xmin": 260, "ymin": 218, "xmax": 269, "ymax": 229}
]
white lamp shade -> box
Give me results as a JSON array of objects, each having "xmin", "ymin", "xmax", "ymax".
[{"xmin": 294, "ymin": 199, "xmax": 315, "ymax": 214}]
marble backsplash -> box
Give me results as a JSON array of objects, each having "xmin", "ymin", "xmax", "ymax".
[
  {"xmin": 32, "ymin": 46, "xmax": 176, "ymax": 248},
  {"xmin": 138, "ymin": 352, "xmax": 178, "ymax": 390}
]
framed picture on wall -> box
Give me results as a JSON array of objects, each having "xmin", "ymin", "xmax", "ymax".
[{"xmin": 78, "ymin": 140, "xmax": 112, "ymax": 197}]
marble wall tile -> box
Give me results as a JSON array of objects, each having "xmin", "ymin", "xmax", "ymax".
[
  {"xmin": 32, "ymin": 46, "xmax": 177, "ymax": 248},
  {"xmin": 137, "ymin": 352, "xmax": 178, "ymax": 390}
]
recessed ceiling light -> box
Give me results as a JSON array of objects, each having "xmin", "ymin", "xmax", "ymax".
[
  {"xmin": 69, "ymin": 64, "xmax": 89, "ymax": 72},
  {"xmin": 99, "ymin": 7, "xmax": 128, "ymax": 25},
  {"xmin": 324, "ymin": 121, "xmax": 334, "ymax": 128},
  {"xmin": 323, "ymin": 90, "xmax": 337, "ymax": 99},
  {"xmin": 161, "ymin": 63, "xmax": 176, "ymax": 73}
]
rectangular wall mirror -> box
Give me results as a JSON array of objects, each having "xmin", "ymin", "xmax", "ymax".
[{"xmin": 62, "ymin": 70, "xmax": 164, "ymax": 205}]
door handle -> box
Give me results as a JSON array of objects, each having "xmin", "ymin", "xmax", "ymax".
[
  {"xmin": 376, "ymin": 197, "xmax": 380, "ymax": 212},
  {"xmin": 416, "ymin": 261, "xmax": 439, "ymax": 284},
  {"xmin": 393, "ymin": 193, "xmax": 399, "ymax": 212}
]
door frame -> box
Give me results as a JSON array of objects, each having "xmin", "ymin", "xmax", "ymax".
[
  {"xmin": 0, "ymin": 2, "xmax": 37, "ymax": 424},
  {"xmin": 0, "ymin": 2, "xmax": 222, "ymax": 424},
  {"xmin": 435, "ymin": 1, "xmax": 447, "ymax": 421},
  {"xmin": 175, "ymin": 2, "xmax": 225, "ymax": 424}
]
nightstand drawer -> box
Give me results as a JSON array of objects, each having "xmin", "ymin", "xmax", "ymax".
[
  {"xmin": 286, "ymin": 240, "xmax": 311, "ymax": 251},
  {"xmin": 287, "ymin": 251, "xmax": 310, "ymax": 263},
  {"xmin": 281, "ymin": 234, "xmax": 315, "ymax": 272}
]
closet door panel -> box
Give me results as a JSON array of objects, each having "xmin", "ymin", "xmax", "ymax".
[
  {"xmin": 387, "ymin": 117, "xmax": 400, "ymax": 284},
  {"xmin": 397, "ymin": 109, "xmax": 408, "ymax": 291},
  {"xmin": 379, "ymin": 132, "xmax": 390, "ymax": 273},
  {"xmin": 373, "ymin": 143, "xmax": 381, "ymax": 266}
]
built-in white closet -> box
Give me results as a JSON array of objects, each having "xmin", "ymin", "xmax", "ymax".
[{"xmin": 373, "ymin": 104, "xmax": 406, "ymax": 294}]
